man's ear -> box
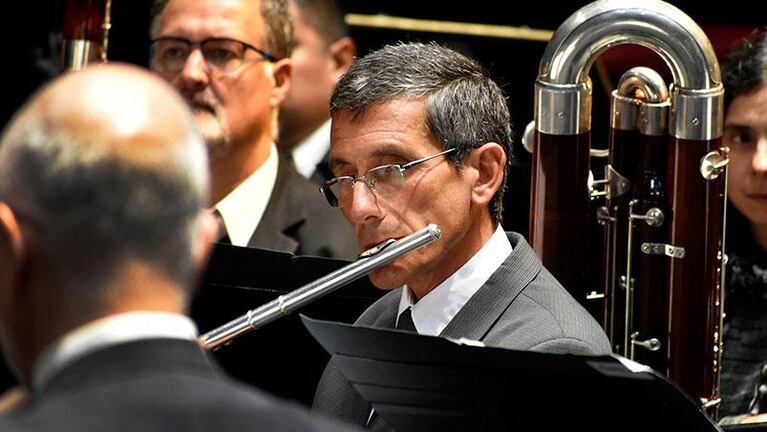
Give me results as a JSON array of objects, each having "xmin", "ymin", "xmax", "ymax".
[
  {"xmin": 0, "ymin": 202, "xmax": 25, "ymax": 312},
  {"xmin": 0, "ymin": 203, "xmax": 24, "ymax": 273},
  {"xmin": 469, "ymin": 143, "xmax": 506, "ymax": 207},
  {"xmin": 192, "ymin": 210, "xmax": 218, "ymax": 278},
  {"xmin": 269, "ymin": 58, "xmax": 292, "ymax": 108},
  {"xmin": 329, "ymin": 36, "xmax": 356, "ymax": 81}
]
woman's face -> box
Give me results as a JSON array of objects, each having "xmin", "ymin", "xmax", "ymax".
[{"xmin": 724, "ymin": 84, "xmax": 767, "ymax": 227}]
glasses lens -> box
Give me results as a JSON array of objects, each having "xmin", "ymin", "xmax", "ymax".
[
  {"xmin": 320, "ymin": 183, "xmax": 338, "ymax": 207},
  {"xmin": 322, "ymin": 165, "xmax": 407, "ymax": 208},
  {"xmin": 321, "ymin": 178, "xmax": 351, "ymax": 208},
  {"xmin": 202, "ymin": 40, "xmax": 246, "ymax": 71},
  {"xmin": 367, "ymin": 165, "xmax": 404, "ymax": 198},
  {"xmin": 152, "ymin": 40, "xmax": 190, "ymax": 73}
]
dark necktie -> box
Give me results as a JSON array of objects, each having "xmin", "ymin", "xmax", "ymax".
[
  {"xmin": 212, "ymin": 209, "xmax": 231, "ymax": 244},
  {"xmin": 396, "ymin": 307, "xmax": 417, "ymax": 332}
]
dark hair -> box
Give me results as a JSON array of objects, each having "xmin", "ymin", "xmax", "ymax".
[
  {"xmin": 720, "ymin": 30, "xmax": 767, "ymax": 253},
  {"xmin": 721, "ymin": 30, "xmax": 767, "ymax": 113},
  {"xmin": 150, "ymin": 0, "xmax": 294, "ymax": 59},
  {"xmin": 331, "ymin": 42, "xmax": 513, "ymax": 223},
  {"xmin": 291, "ymin": 0, "xmax": 348, "ymax": 46}
]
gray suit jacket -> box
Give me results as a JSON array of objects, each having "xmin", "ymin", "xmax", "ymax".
[
  {"xmin": 248, "ymin": 159, "xmax": 357, "ymax": 260},
  {"xmin": 312, "ymin": 232, "xmax": 611, "ymax": 427}
]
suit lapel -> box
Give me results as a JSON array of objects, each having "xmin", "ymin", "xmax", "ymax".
[
  {"xmin": 248, "ymin": 160, "xmax": 303, "ymax": 253},
  {"xmin": 440, "ymin": 233, "xmax": 541, "ymax": 341},
  {"xmin": 357, "ymin": 288, "xmax": 400, "ymax": 329},
  {"xmin": 370, "ymin": 292, "xmax": 399, "ymax": 329}
]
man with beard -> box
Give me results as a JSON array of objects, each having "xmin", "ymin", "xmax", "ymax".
[{"xmin": 149, "ymin": 0, "xmax": 356, "ymax": 259}]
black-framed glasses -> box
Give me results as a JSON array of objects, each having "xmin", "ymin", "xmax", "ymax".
[
  {"xmin": 320, "ymin": 148, "xmax": 457, "ymax": 208},
  {"xmin": 150, "ymin": 37, "xmax": 277, "ymax": 74}
]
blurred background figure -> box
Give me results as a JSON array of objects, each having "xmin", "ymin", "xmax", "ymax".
[
  {"xmin": 150, "ymin": 0, "xmax": 357, "ymax": 259},
  {"xmin": 718, "ymin": 29, "xmax": 767, "ymax": 424},
  {"xmin": 0, "ymin": 63, "xmax": 358, "ymax": 431},
  {"xmin": 278, "ymin": 0, "xmax": 356, "ymax": 184}
]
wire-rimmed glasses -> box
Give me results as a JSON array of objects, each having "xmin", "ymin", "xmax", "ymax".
[{"xmin": 320, "ymin": 148, "xmax": 457, "ymax": 208}]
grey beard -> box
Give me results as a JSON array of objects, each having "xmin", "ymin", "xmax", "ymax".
[{"xmin": 194, "ymin": 110, "xmax": 231, "ymax": 157}]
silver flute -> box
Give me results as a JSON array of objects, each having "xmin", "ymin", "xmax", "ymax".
[{"xmin": 200, "ymin": 223, "xmax": 441, "ymax": 350}]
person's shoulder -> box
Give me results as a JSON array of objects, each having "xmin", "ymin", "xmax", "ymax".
[
  {"xmin": 503, "ymin": 231, "xmax": 543, "ymax": 273},
  {"xmin": 501, "ymin": 231, "xmax": 583, "ymax": 313},
  {"xmin": 490, "ymin": 234, "xmax": 611, "ymax": 355},
  {"xmin": 490, "ymin": 286, "xmax": 611, "ymax": 355},
  {"xmin": 516, "ymin": 269, "xmax": 611, "ymax": 354},
  {"xmin": 7, "ymin": 372, "xmax": 361, "ymax": 432},
  {"xmin": 0, "ymin": 414, "xmax": 22, "ymax": 432}
]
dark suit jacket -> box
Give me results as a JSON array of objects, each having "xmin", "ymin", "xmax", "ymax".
[
  {"xmin": 312, "ymin": 232, "xmax": 611, "ymax": 428},
  {"xmin": 0, "ymin": 338, "xmax": 360, "ymax": 432},
  {"xmin": 248, "ymin": 159, "xmax": 357, "ymax": 261},
  {"xmin": 308, "ymin": 150, "xmax": 333, "ymax": 185},
  {"xmin": 279, "ymin": 138, "xmax": 333, "ymax": 186}
]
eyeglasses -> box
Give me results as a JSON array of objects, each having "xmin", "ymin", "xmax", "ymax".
[
  {"xmin": 320, "ymin": 148, "xmax": 457, "ymax": 208},
  {"xmin": 150, "ymin": 37, "xmax": 276, "ymax": 74}
]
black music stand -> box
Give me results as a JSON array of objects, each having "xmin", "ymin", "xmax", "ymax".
[
  {"xmin": 301, "ymin": 315, "xmax": 721, "ymax": 432},
  {"xmin": 723, "ymin": 424, "xmax": 767, "ymax": 432},
  {"xmin": 191, "ymin": 243, "xmax": 382, "ymax": 406}
]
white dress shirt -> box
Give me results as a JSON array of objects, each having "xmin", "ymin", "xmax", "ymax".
[
  {"xmin": 215, "ymin": 142, "xmax": 279, "ymax": 246},
  {"xmin": 397, "ymin": 225, "xmax": 512, "ymax": 335},
  {"xmin": 32, "ymin": 312, "xmax": 199, "ymax": 391},
  {"xmin": 291, "ymin": 119, "xmax": 331, "ymax": 179}
]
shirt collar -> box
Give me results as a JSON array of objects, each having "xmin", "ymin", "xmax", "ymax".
[
  {"xmin": 32, "ymin": 312, "xmax": 198, "ymax": 391},
  {"xmin": 215, "ymin": 142, "xmax": 279, "ymax": 246},
  {"xmin": 398, "ymin": 225, "xmax": 512, "ymax": 336},
  {"xmin": 291, "ymin": 119, "xmax": 331, "ymax": 179}
]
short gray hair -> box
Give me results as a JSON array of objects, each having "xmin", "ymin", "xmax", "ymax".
[
  {"xmin": 331, "ymin": 42, "xmax": 513, "ymax": 223},
  {"xmin": 150, "ymin": 0, "xmax": 293, "ymax": 59}
]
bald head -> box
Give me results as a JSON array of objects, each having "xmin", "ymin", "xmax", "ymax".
[
  {"xmin": 3, "ymin": 64, "xmax": 207, "ymax": 191},
  {"xmin": 0, "ymin": 63, "xmax": 208, "ymax": 293}
]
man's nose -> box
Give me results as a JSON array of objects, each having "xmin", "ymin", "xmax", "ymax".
[
  {"xmin": 345, "ymin": 182, "xmax": 383, "ymax": 225},
  {"xmin": 179, "ymin": 49, "xmax": 209, "ymax": 89},
  {"xmin": 753, "ymin": 136, "xmax": 767, "ymax": 174}
]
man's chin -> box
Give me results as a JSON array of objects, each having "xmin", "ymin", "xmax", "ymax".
[
  {"xmin": 203, "ymin": 134, "xmax": 230, "ymax": 156},
  {"xmin": 194, "ymin": 116, "xmax": 230, "ymax": 156},
  {"xmin": 369, "ymin": 266, "xmax": 409, "ymax": 291}
]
